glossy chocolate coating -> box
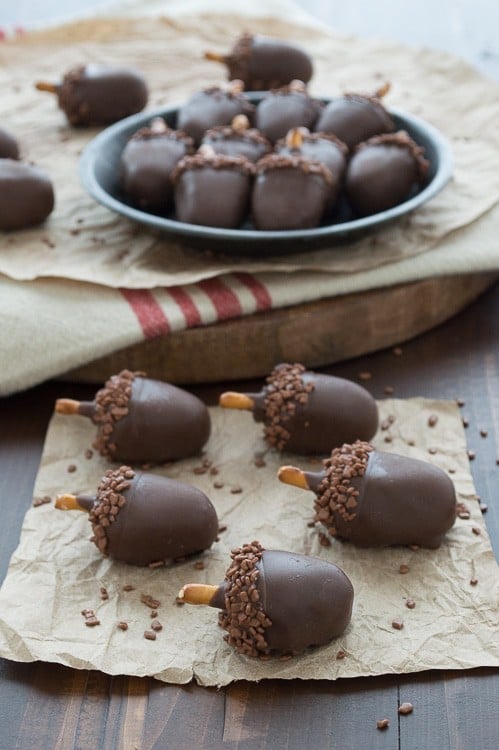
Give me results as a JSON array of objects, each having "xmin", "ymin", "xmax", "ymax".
[
  {"xmin": 220, "ymin": 33, "xmax": 313, "ymax": 90},
  {"xmin": 82, "ymin": 376, "xmax": 211, "ymax": 463},
  {"xmin": 212, "ymin": 549, "xmax": 353, "ymax": 654},
  {"xmin": 315, "ymin": 95, "xmax": 394, "ymax": 150},
  {"xmin": 173, "ymin": 155, "xmax": 253, "ymax": 228},
  {"xmin": 308, "ymin": 450, "xmax": 457, "ymax": 548},
  {"xmin": 346, "ymin": 133, "xmax": 427, "ymax": 216},
  {"xmin": 120, "ymin": 127, "xmax": 193, "ymax": 214},
  {"xmin": 255, "ymin": 85, "xmax": 321, "ymax": 143},
  {"xmin": 201, "ymin": 125, "xmax": 271, "ymax": 163},
  {"xmin": 57, "ymin": 64, "xmax": 148, "ymax": 126},
  {"xmin": 0, "ymin": 160, "xmax": 54, "ymax": 230},
  {"xmin": 276, "ymin": 131, "xmax": 348, "ymax": 208},
  {"xmin": 176, "ymin": 87, "xmax": 254, "ymax": 145},
  {"xmin": 0, "ymin": 126, "xmax": 20, "ymax": 159},
  {"xmin": 251, "ymin": 370, "xmax": 378, "ymax": 453},
  {"xmin": 252, "ymin": 155, "xmax": 331, "ymax": 230},
  {"xmin": 82, "ymin": 472, "xmax": 219, "ymax": 566}
]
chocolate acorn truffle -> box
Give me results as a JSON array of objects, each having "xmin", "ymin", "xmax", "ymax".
[
  {"xmin": 220, "ymin": 363, "xmax": 378, "ymax": 453},
  {"xmin": 345, "ymin": 131, "xmax": 429, "ymax": 216},
  {"xmin": 251, "ymin": 154, "xmax": 332, "ymax": 230},
  {"xmin": 279, "ymin": 440, "xmax": 457, "ymax": 548},
  {"xmin": 200, "ymin": 114, "xmax": 272, "ymax": 163},
  {"xmin": 179, "ymin": 540, "xmax": 353, "ymax": 656},
  {"xmin": 204, "ymin": 32, "xmax": 313, "ymax": 90},
  {"xmin": 0, "ymin": 160, "xmax": 54, "ymax": 230},
  {"xmin": 55, "ymin": 369, "xmax": 210, "ymax": 464},
  {"xmin": 176, "ymin": 81, "xmax": 254, "ymax": 145},
  {"xmin": 255, "ymin": 80, "xmax": 321, "ymax": 143},
  {"xmin": 120, "ymin": 118, "xmax": 194, "ymax": 214},
  {"xmin": 172, "ymin": 145, "xmax": 255, "ymax": 228},
  {"xmin": 0, "ymin": 126, "xmax": 20, "ymax": 159},
  {"xmin": 275, "ymin": 127, "xmax": 348, "ymax": 209},
  {"xmin": 35, "ymin": 64, "xmax": 148, "ymax": 126},
  {"xmin": 55, "ymin": 466, "xmax": 219, "ymax": 566},
  {"xmin": 314, "ymin": 84, "xmax": 394, "ymax": 150}
]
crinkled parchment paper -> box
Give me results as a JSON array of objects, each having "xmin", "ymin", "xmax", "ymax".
[
  {"xmin": 0, "ymin": 398, "xmax": 497, "ymax": 686},
  {"xmin": 0, "ymin": 9, "xmax": 499, "ymax": 287}
]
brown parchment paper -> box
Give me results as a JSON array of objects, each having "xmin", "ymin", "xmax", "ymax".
[
  {"xmin": 0, "ymin": 398, "xmax": 497, "ymax": 687},
  {"xmin": 0, "ymin": 11, "xmax": 499, "ymax": 288}
]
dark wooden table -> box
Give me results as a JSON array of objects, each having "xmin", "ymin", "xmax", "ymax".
[{"xmin": 1, "ymin": 280, "xmax": 498, "ymax": 749}]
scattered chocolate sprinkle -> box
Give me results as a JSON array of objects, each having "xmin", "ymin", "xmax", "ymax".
[
  {"xmin": 175, "ymin": 597, "xmax": 185, "ymax": 606},
  {"xmin": 462, "ymin": 417, "xmax": 469, "ymax": 428},
  {"xmin": 384, "ymin": 435, "xmax": 392, "ymax": 443},
  {"xmin": 458, "ymin": 509, "xmax": 471, "ymax": 520},
  {"xmin": 83, "ymin": 449, "xmax": 93, "ymax": 460},
  {"xmin": 399, "ymin": 564, "xmax": 410, "ymax": 574},
  {"xmin": 213, "ymin": 481, "xmax": 224, "ymax": 489},
  {"xmin": 336, "ymin": 650, "xmax": 346, "ymax": 660},
  {"xmin": 81, "ymin": 609, "xmax": 100, "ymax": 627},
  {"xmin": 117, "ymin": 621, "xmax": 128, "ymax": 631},
  {"xmin": 472, "ymin": 526, "xmax": 481, "ymax": 536},
  {"xmin": 467, "ymin": 450, "xmax": 476, "ymax": 461},
  {"xmin": 100, "ymin": 587, "xmax": 109, "ymax": 601},
  {"xmin": 150, "ymin": 610, "xmax": 158, "ymax": 618},
  {"xmin": 194, "ymin": 561, "xmax": 205, "ymax": 570},
  {"xmin": 218, "ymin": 541, "xmax": 272, "ymax": 657},
  {"xmin": 496, "ymin": 458, "xmax": 499, "ymax": 466},
  {"xmin": 398, "ymin": 702, "xmax": 414, "ymax": 715},
  {"xmin": 380, "ymin": 418, "xmax": 391, "ymax": 431},
  {"xmin": 89, "ymin": 466, "xmax": 133, "ymax": 556},
  {"xmin": 148, "ymin": 560, "xmax": 165, "ymax": 569},
  {"xmin": 456, "ymin": 398, "xmax": 465, "ymax": 407},
  {"xmin": 377, "ymin": 719, "xmax": 390, "ymax": 730},
  {"xmin": 318, "ymin": 532, "xmax": 332, "ymax": 547},
  {"xmin": 479, "ymin": 429, "xmax": 488, "ymax": 438},
  {"xmin": 67, "ymin": 464, "xmax": 77, "ymax": 473},
  {"xmin": 141, "ymin": 594, "xmax": 160, "ymax": 609},
  {"xmin": 392, "ymin": 347, "xmax": 403, "ymax": 356},
  {"xmin": 406, "ymin": 599, "xmax": 416, "ymax": 609},
  {"xmin": 479, "ymin": 503, "xmax": 488, "ymax": 513},
  {"xmin": 307, "ymin": 520, "xmax": 316, "ymax": 527},
  {"xmin": 263, "ymin": 363, "xmax": 315, "ymax": 451},
  {"xmin": 470, "ymin": 577, "xmax": 478, "ymax": 586},
  {"xmin": 384, "ymin": 386, "xmax": 395, "ymax": 395},
  {"xmin": 92, "ymin": 370, "xmax": 145, "ymax": 459},
  {"xmin": 358, "ymin": 371, "xmax": 372, "ymax": 381},
  {"xmin": 33, "ymin": 495, "xmax": 51, "ymax": 507},
  {"xmin": 314, "ymin": 441, "xmax": 373, "ymax": 538},
  {"xmin": 407, "ymin": 440, "xmax": 415, "ymax": 447},
  {"xmin": 209, "ymin": 466, "xmax": 219, "ymax": 475},
  {"xmin": 144, "ymin": 630, "xmax": 157, "ymax": 641},
  {"xmin": 427, "ymin": 414, "xmax": 438, "ymax": 427},
  {"xmin": 123, "ymin": 584, "xmax": 135, "ymax": 592},
  {"xmin": 151, "ymin": 619, "xmax": 163, "ymax": 632},
  {"xmin": 230, "ymin": 485, "xmax": 243, "ymax": 494},
  {"xmin": 428, "ymin": 447, "xmax": 438, "ymax": 455},
  {"xmin": 254, "ymin": 454, "xmax": 267, "ymax": 468},
  {"xmin": 391, "ymin": 619, "xmax": 404, "ymax": 630},
  {"xmin": 448, "ymin": 468, "xmax": 456, "ymax": 474},
  {"xmin": 193, "ymin": 466, "xmax": 208, "ymax": 475},
  {"xmin": 218, "ymin": 525, "xmax": 228, "ymax": 534}
]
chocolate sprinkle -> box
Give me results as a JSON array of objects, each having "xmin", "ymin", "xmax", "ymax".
[
  {"xmin": 89, "ymin": 466, "xmax": 134, "ymax": 556},
  {"xmin": 263, "ymin": 363, "xmax": 315, "ymax": 451},
  {"xmin": 398, "ymin": 702, "xmax": 414, "ymax": 715},
  {"xmin": 92, "ymin": 369, "xmax": 144, "ymax": 459},
  {"xmin": 314, "ymin": 440, "xmax": 374, "ymax": 537},
  {"xmin": 218, "ymin": 541, "xmax": 273, "ymax": 658}
]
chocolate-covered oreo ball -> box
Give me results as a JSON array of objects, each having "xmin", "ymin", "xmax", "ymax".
[
  {"xmin": 120, "ymin": 118, "xmax": 194, "ymax": 214},
  {"xmin": 176, "ymin": 81, "xmax": 254, "ymax": 145},
  {"xmin": 220, "ymin": 363, "xmax": 378, "ymax": 453},
  {"xmin": 276, "ymin": 127, "xmax": 348, "ymax": 209},
  {"xmin": 0, "ymin": 126, "xmax": 20, "ymax": 159},
  {"xmin": 55, "ymin": 369, "xmax": 210, "ymax": 464},
  {"xmin": 204, "ymin": 32, "xmax": 313, "ymax": 90},
  {"xmin": 0, "ymin": 160, "xmax": 54, "ymax": 230},
  {"xmin": 55, "ymin": 467, "xmax": 219, "ymax": 566},
  {"xmin": 200, "ymin": 115, "xmax": 271, "ymax": 163},
  {"xmin": 255, "ymin": 80, "xmax": 321, "ymax": 143},
  {"xmin": 35, "ymin": 64, "xmax": 148, "ymax": 126},
  {"xmin": 315, "ymin": 84, "xmax": 394, "ymax": 150},
  {"xmin": 179, "ymin": 540, "xmax": 353, "ymax": 656},
  {"xmin": 279, "ymin": 440, "xmax": 457, "ymax": 548},
  {"xmin": 345, "ymin": 131, "xmax": 429, "ymax": 216},
  {"xmin": 172, "ymin": 146, "xmax": 254, "ymax": 228},
  {"xmin": 252, "ymin": 154, "xmax": 332, "ymax": 230}
]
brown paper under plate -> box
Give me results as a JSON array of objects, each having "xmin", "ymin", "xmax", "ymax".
[{"xmin": 0, "ymin": 399, "xmax": 497, "ymax": 686}]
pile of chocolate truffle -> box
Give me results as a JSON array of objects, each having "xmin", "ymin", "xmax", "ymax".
[{"xmin": 54, "ymin": 363, "xmax": 456, "ymax": 659}]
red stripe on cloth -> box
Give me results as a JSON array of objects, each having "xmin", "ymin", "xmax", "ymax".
[
  {"xmin": 120, "ymin": 289, "xmax": 170, "ymax": 339},
  {"xmin": 232, "ymin": 272, "xmax": 273, "ymax": 311},
  {"xmin": 167, "ymin": 286, "xmax": 202, "ymax": 327},
  {"xmin": 199, "ymin": 278, "xmax": 243, "ymax": 321}
]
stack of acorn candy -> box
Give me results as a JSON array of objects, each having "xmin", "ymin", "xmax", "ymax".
[
  {"xmin": 120, "ymin": 74, "xmax": 429, "ymax": 230},
  {"xmin": 54, "ymin": 362, "xmax": 457, "ymax": 659}
]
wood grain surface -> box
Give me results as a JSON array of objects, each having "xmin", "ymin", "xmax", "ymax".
[{"xmin": 1, "ymin": 282, "xmax": 498, "ymax": 749}]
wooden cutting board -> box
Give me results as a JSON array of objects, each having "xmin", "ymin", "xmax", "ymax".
[{"xmin": 65, "ymin": 273, "xmax": 497, "ymax": 384}]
